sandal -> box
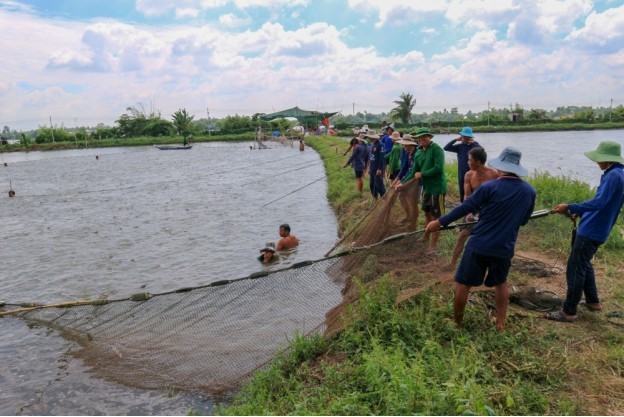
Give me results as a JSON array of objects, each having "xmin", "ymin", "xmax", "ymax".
[
  {"xmin": 544, "ymin": 310, "xmax": 577, "ymax": 322},
  {"xmin": 583, "ymin": 302, "xmax": 603, "ymax": 312}
]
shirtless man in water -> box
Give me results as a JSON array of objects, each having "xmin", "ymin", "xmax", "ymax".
[
  {"xmin": 450, "ymin": 147, "xmax": 500, "ymax": 267},
  {"xmin": 276, "ymin": 224, "xmax": 300, "ymax": 250}
]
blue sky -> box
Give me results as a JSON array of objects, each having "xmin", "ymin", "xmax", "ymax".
[{"xmin": 1, "ymin": 0, "xmax": 623, "ymax": 130}]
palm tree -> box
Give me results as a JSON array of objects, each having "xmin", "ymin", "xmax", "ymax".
[
  {"xmin": 391, "ymin": 92, "xmax": 416, "ymax": 124},
  {"xmin": 171, "ymin": 108, "xmax": 195, "ymax": 136}
]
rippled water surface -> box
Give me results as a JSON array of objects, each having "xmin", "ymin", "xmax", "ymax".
[
  {"xmin": 439, "ymin": 129, "xmax": 624, "ymax": 188},
  {"xmin": 0, "ymin": 142, "xmax": 337, "ymax": 415}
]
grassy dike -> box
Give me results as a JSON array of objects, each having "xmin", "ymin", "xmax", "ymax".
[{"xmin": 217, "ymin": 135, "xmax": 624, "ymax": 415}]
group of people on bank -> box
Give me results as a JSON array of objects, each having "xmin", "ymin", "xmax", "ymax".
[{"xmin": 344, "ymin": 124, "xmax": 624, "ymax": 330}]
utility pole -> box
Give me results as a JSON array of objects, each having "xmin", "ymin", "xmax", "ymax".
[
  {"xmin": 487, "ymin": 101, "xmax": 490, "ymax": 126},
  {"xmin": 610, "ymin": 98, "xmax": 613, "ymax": 122},
  {"xmin": 49, "ymin": 116, "xmax": 55, "ymax": 143},
  {"xmin": 208, "ymin": 107, "xmax": 211, "ymax": 136}
]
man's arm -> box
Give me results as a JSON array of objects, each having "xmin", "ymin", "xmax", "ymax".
[
  {"xmin": 568, "ymin": 174, "xmax": 622, "ymax": 215},
  {"xmin": 443, "ymin": 138, "xmax": 460, "ymax": 153},
  {"xmin": 463, "ymin": 171, "xmax": 473, "ymax": 199}
]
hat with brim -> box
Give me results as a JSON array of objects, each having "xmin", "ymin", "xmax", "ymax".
[
  {"xmin": 365, "ymin": 132, "xmax": 380, "ymax": 140},
  {"xmin": 458, "ymin": 126, "xmax": 474, "ymax": 138},
  {"xmin": 260, "ymin": 242, "xmax": 276, "ymax": 253},
  {"xmin": 584, "ymin": 141, "xmax": 624, "ymax": 163},
  {"xmin": 411, "ymin": 127, "xmax": 434, "ymax": 139},
  {"xmin": 397, "ymin": 134, "xmax": 417, "ymax": 146},
  {"xmin": 489, "ymin": 147, "xmax": 528, "ymax": 177}
]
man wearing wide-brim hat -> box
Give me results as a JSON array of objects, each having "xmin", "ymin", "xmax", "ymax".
[
  {"xmin": 397, "ymin": 127, "xmax": 446, "ymax": 251},
  {"xmin": 547, "ymin": 141, "xmax": 624, "ymax": 323},
  {"xmin": 426, "ymin": 146, "xmax": 537, "ymax": 331},
  {"xmin": 392, "ymin": 133, "xmax": 422, "ymax": 230},
  {"xmin": 443, "ymin": 126, "xmax": 481, "ymax": 202},
  {"xmin": 365, "ymin": 131, "xmax": 386, "ymax": 200}
]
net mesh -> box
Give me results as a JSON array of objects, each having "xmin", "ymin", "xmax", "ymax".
[
  {"xmin": 1, "ymin": 189, "xmax": 569, "ymax": 395},
  {"xmin": 4, "ymin": 261, "xmax": 347, "ymax": 395}
]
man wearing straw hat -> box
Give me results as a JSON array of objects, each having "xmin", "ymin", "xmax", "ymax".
[
  {"xmin": 365, "ymin": 130, "xmax": 386, "ymax": 200},
  {"xmin": 392, "ymin": 134, "xmax": 421, "ymax": 230},
  {"xmin": 546, "ymin": 141, "xmax": 624, "ymax": 323},
  {"xmin": 426, "ymin": 147, "xmax": 536, "ymax": 331}
]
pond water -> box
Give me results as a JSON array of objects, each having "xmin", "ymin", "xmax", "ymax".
[
  {"xmin": 1, "ymin": 130, "xmax": 622, "ymax": 415},
  {"xmin": 0, "ymin": 141, "xmax": 337, "ymax": 415},
  {"xmin": 437, "ymin": 129, "xmax": 624, "ymax": 188}
]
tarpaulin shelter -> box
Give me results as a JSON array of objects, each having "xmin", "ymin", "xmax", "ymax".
[{"xmin": 259, "ymin": 107, "xmax": 338, "ymax": 125}]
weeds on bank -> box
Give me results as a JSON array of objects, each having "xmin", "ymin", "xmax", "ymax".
[
  {"xmin": 218, "ymin": 136, "xmax": 624, "ymax": 416},
  {"xmin": 219, "ymin": 279, "xmax": 581, "ymax": 416}
]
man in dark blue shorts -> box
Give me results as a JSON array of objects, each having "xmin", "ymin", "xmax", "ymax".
[
  {"xmin": 344, "ymin": 135, "xmax": 369, "ymax": 194},
  {"xmin": 426, "ymin": 147, "xmax": 536, "ymax": 330}
]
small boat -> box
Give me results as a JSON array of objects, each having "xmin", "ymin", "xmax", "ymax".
[{"xmin": 154, "ymin": 144, "xmax": 193, "ymax": 150}]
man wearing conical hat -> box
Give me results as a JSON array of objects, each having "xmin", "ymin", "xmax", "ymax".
[{"xmin": 547, "ymin": 141, "xmax": 624, "ymax": 323}]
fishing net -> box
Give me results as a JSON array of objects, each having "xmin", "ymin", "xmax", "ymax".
[
  {"xmin": 1, "ymin": 261, "xmax": 347, "ymax": 395},
  {"xmin": 326, "ymin": 180, "xmax": 424, "ymax": 253},
  {"xmin": 325, "ymin": 180, "xmax": 569, "ymax": 317},
  {"xmin": 255, "ymin": 129, "xmax": 302, "ymax": 148},
  {"xmin": 1, "ymin": 204, "xmax": 569, "ymax": 396}
]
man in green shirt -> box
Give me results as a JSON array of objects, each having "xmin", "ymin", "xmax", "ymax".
[{"xmin": 397, "ymin": 127, "xmax": 447, "ymax": 253}]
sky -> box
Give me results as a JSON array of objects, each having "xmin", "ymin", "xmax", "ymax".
[{"xmin": 1, "ymin": 0, "xmax": 623, "ymax": 131}]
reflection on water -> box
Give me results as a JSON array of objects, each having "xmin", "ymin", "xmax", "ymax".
[{"xmin": 0, "ymin": 142, "xmax": 337, "ymax": 415}]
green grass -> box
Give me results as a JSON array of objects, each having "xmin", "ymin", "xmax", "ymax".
[
  {"xmin": 217, "ymin": 135, "xmax": 624, "ymax": 415},
  {"xmin": 220, "ymin": 281, "xmax": 573, "ymax": 415}
]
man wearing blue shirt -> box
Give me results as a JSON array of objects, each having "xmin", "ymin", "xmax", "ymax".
[
  {"xmin": 443, "ymin": 126, "xmax": 481, "ymax": 202},
  {"xmin": 366, "ymin": 131, "xmax": 386, "ymax": 200},
  {"xmin": 426, "ymin": 147, "xmax": 536, "ymax": 331},
  {"xmin": 343, "ymin": 136, "xmax": 369, "ymax": 194},
  {"xmin": 547, "ymin": 141, "xmax": 624, "ymax": 322}
]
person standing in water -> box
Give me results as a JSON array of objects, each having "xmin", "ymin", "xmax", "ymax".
[{"xmin": 276, "ymin": 224, "xmax": 300, "ymax": 250}]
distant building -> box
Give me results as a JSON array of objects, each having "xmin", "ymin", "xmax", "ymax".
[
  {"xmin": 1, "ymin": 135, "xmax": 19, "ymax": 145},
  {"xmin": 508, "ymin": 112, "xmax": 523, "ymax": 122}
]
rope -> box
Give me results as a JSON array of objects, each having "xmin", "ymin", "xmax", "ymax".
[{"xmin": 260, "ymin": 167, "xmax": 343, "ymax": 207}]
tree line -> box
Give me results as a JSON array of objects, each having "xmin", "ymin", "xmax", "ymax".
[{"xmin": 2, "ymin": 95, "xmax": 624, "ymax": 144}]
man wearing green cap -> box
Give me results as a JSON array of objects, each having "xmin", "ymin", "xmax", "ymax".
[
  {"xmin": 398, "ymin": 127, "xmax": 447, "ymax": 253},
  {"xmin": 547, "ymin": 141, "xmax": 624, "ymax": 323}
]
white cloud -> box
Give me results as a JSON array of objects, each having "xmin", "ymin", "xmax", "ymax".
[
  {"xmin": 346, "ymin": 0, "xmax": 448, "ymax": 27},
  {"xmin": 218, "ymin": 13, "xmax": 250, "ymax": 27},
  {"xmin": 176, "ymin": 8, "xmax": 200, "ymax": 18},
  {"xmin": 566, "ymin": 3, "xmax": 624, "ymax": 53},
  {"xmin": 1, "ymin": 0, "xmax": 623, "ymax": 131},
  {"xmin": 445, "ymin": 0, "xmax": 517, "ymax": 29},
  {"xmin": 135, "ymin": 0, "xmax": 308, "ymax": 17}
]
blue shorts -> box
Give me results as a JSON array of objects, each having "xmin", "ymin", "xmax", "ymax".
[
  {"xmin": 355, "ymin": 170, "xmax": 364, "ymax": 179},
  {"xmin": 455, "ymin": 247, "xmax": 511, "ymax": 287}
]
